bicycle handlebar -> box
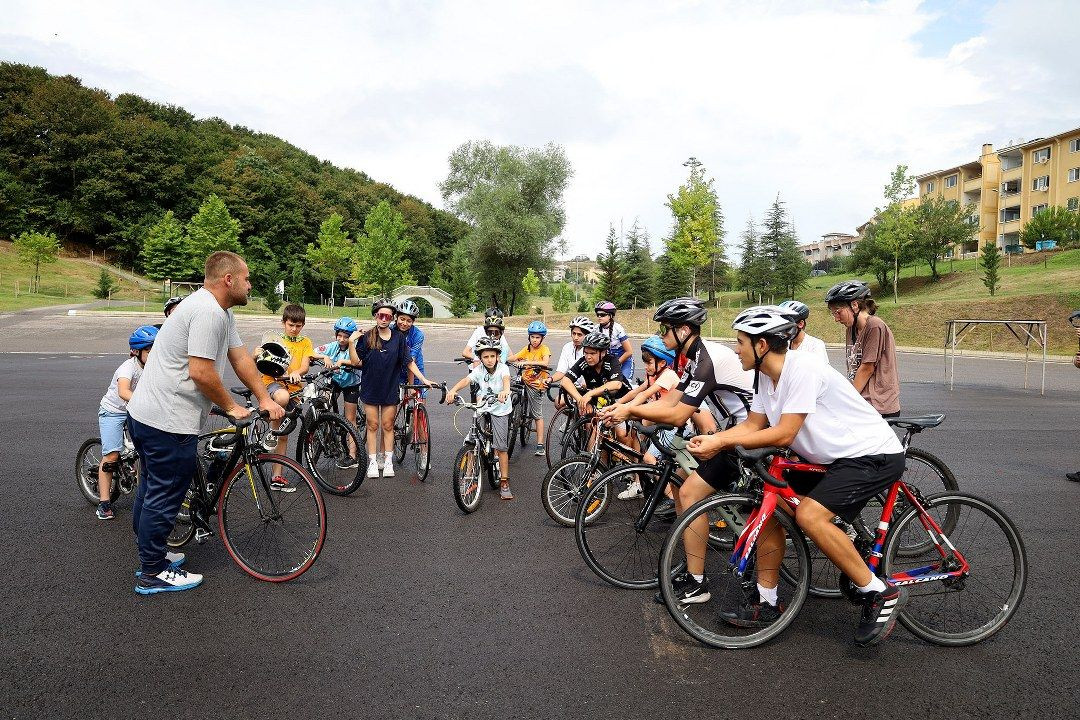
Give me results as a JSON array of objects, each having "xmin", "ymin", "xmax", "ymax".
[{"xmin": 400, "ymin": 382, "xmax": 447, "ymax": 404}]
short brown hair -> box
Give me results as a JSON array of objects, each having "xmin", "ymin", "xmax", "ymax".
[
  {"xmin": 204, "ymin": 251, "xmax": 245, "ymax": 282},
  {"xmin": 282, "ymin": 303, "xmax": 306, "ymax": 324}
]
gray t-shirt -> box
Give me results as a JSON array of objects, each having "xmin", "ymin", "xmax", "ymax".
[{"xmin": 128, "ymin": 287, "xmax": 243, "ymax": 435}]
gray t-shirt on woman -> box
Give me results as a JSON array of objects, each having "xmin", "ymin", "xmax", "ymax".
[{"xmin": 128, "ymin": 288, "xmax": 243, "ymax": 435}]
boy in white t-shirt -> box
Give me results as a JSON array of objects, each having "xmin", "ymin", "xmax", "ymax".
[
  {"xmin": 778, "ymin": 299, "xmax": 829, "ymax": 365},
  {"xmin": 687, "ymin": 306, "xmax": 907, "ymax": 647},
  {"xmin": 94, "ymin": 325, "xmax": 157, "ymax": 520},
  {"xmin": 551, "ymin": 315, "xmax": 595, "ymax": 408}
]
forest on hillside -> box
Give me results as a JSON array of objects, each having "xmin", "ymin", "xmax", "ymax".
[{"xmin": 0, "ymin": 62, "xmax": 469, "ymax": 303}]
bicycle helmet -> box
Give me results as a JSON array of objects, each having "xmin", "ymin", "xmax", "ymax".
[
  {"xmin": 371, "ymin": 298, "xmax": 395, "ymax": 316},
  {"xmin": 732, "ymin": 305, "xmax": 800, "ymax": 342},
  {"xmin": 569, "ymin": 315, "xmax": 596, "ymax": 333},
  {"xmin": 128, "ymin": 325, "xmax": 158, "ymax": 351},
  {"xmin": 255, "ymin": 341, "xmax": 292, "ymax": 378},
  {"xmin": 1069, "ymin": 310, "xmax": 1080, "ymax": 328},
  {"xmin": 333, "ymin": 316, "xmax": 357, "ymax": 334},
  {"xmin": 824, "ymin": 280, "xmax": 871, "ymax": 304},
  {"xmin": 653, "ymin": 296, "xmax": 708, "ymax": 327},
  {"xmin": 594, "ymin": 300, "xmax": 617, "ymax": 315},
  {"xmin": 163, "ymin": 296, "xmax": 183, "ymax": 316},
  {"xmin": 484, "ymin": 314, "xmax": 505, "ymax": 330},
  {"xmin": 640, "ymin": 335, "xmax": 675, "ymax": 365},
  {"xmin": 582, "ymin": 331, "xmax": 610, "ymax": 351},
  {"xmin": 395, "ymin": 299, "xmax": 420, "ymax": 318},
  {"xmin": 484, "ymin": 307, "xmax": 505, "ymax": 319},
  {"xmin": 474, "ymin": 335, "xmax": 502, "ymax": 355},
  {"xmin": 778, "ymin": 300, "xmax": 810, "ymax": 322},
  {"xmin": 527, "ymin": 320, "xmax": 548, "ymax": 336}
]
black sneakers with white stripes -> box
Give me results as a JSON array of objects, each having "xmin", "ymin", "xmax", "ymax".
[{"xmin": 854, "ymin": 583, "xmax": 907, "ymax": 646}]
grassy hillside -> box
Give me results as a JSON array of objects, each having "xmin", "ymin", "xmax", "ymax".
[{"xmin": 0, "ymin": 240, "xmax": 151, "ymax": 311}]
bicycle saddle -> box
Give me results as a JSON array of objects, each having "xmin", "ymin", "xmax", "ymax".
[
  {"xmin": 629, "ymin": 422, "xmax": 676, "ymax": 438},
  {"xmin": 230, "ymin": 386, "xmax": 254, "ymax": 399},
  {"xmin": 886, "ymin": 414, "xmax": 945, "ymax": 432}
]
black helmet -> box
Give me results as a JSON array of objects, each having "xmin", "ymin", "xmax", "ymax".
[
  {"xmin": 778, "ymin": 300, "xmax": 810, "ymax": 322},
  {"xmin": 371, "ymin": 298, "xmax": 395, "ymax": 316},
  {"xmin": 824, "ymin": 280, "xmax": 871, "ymax": 304},
  {"xmin": 484, "ymin": 314, "xmax": 505, "ymax": 330},
  {"xmin": 654, "ymin": 296, "xmax": 707, "ymax": 327},
  {"xmin": 483, "ymin": 307, "xmax": 504, "ymax": 319},
  {"xmin": 582, "ymin": 331, "xmax": 610, "ymax": 351},
  {"xmin": 474, "ymin": 336, "xmax": 501, "ymax": 355},
  {"xmin": 1069, "ymin": 310, "xmax": 1080, "ymax": 328},
  {"xmin": 163, "ymin": 296, "xmax": 183, "ymax": 316}
]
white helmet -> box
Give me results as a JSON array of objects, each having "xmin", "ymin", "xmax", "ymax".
[{"xmin": 732, "ymin": 305, "xmax": 800, "ymax": 342}]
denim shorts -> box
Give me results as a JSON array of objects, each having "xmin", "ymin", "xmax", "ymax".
[{"xmin": 98, "ymin": 408, "xmax": 129, "ymax": 454}]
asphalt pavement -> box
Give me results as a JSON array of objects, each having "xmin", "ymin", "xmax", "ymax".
[{"xmin": 1, "ymin": 309, "xmax": 1077, "ymax": 719}]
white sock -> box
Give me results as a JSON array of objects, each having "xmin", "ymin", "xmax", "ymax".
[
  {"xmin": 856, "ymin": 575, "xmax": 887, "ymax": 594},
  {"xmin": 384, "ymin": 451, "xmax": 393, "ymax": 464},
  {"xmin": 758, "ymin": 583, "xmax": 778, "ymax": 606},
  {"xmin": 367, "ymin": 456, "xmax": 378, "ymax": 467},
  {"xmin": 691, "ymin": 573, "xmax": 704, "ymax": 583}
]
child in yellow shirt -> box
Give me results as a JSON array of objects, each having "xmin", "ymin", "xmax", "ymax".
[{"xmin": 509, "ymin": 321, "xmax": 552, "ymax": 456}]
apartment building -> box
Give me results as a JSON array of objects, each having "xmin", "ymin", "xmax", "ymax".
[
  {"xmin": 915, "ymin": 126, "xmax": 1080, "ymax": 255},
  {"xmin": 798, "ymin": 232, "xmax": 859, "ymax": 263}
]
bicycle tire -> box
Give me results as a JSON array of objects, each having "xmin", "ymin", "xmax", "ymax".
[
  {"xmin": 167, "ymin": 482, "xmax": 196, "ymax": 548},
  {"xmin": 76, "ymin": 438, "xmax": 118, "ymax": 505},
  {"xmin": 894, "ymin": 447, "xmax": 960, "ymax": 556},
  {"xmin": 507, "ymin": 394, "xmax": 523, "ymax": 459},
  {"xmin": 452, "ymin": 444, "xmax": 483, "ymax": 513},
  {"xmin": 393, "ymin": 405, "xmax": 408, "ymax": 464},
  {"xmin": 218, "ymin": 453, "xmax": 326, "ymax": 582},
  {"xmin": 542, "ymin": 455, "xmax": 601, "ymax": 527},
  {"xmin": 883, "ymin": 492, "xmax": 1027, "ymax": 646},
  {"xmin": 297, "ymin": 413, "xmax": 365, "ymax": 495},
  {"xmin": 544, "ymin": 406, "xmax": 575, "ymax": 469},
  {"xmin": 575, "ymin": 464, "xmax": 663, "ymax": 589},
  {"xmin": 659, "ymin": 493, "xmax": 811, "ymax": 649},
  {"xmin": 414, "ymin": 404, "xmax": 431, "ymax": 481},
  {"xmin": 561, "ymin": 416, "xmax": 593, "ymax": 461}
]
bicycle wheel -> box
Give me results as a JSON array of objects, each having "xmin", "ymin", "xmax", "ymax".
[
  {"xmin": 452, "ymin": 444, "xmax": 483, "ymax": 513},
  {"xmin": 542, "ymin": 455, "xmax": 602, "ymax": 527},
  {"xmin": 76, "ymin": 438, "xmax": 116, "ymax": 505},
  {"xmin": 297, "ymin": 413, "xmax": 365, "ymax": 495},
  {"xmin": 575, "ymin": 465, "xmax": 665, "ymax": 589},
  {"xmin": 218, "ymin": 453, "xmax": 326, "ymax": 582},
  {"xmin": 561, "ymin": 416, "xmax": 593, "ymax": 461},
  {"xmin": 545, "ymin": 406, "xmax": 575, "ymax": 469},
  {"xmin": 507, "ymin": 394, "xmax": 523, "ymax": 459},
  {"xmin": 659, "ymin": 493, "xmax": 811, "ymax": 649},
  {"xmin": 393, "ymin": 405, "xmax": 408, "ymax": 464},
  {"xmin": 894, "ymin": 447, "xmax": 960, "ymax": 555},
  {"xmin": 413, "ymin": 403, "xmax": 431, "ymax": 482},
  {"xmin": 883, "ymin": 492, "xmax": 1027, "ymax": 646},
  {"xmin": 167, "ymin": 482, "xmax": 196, "ymax": 548}
]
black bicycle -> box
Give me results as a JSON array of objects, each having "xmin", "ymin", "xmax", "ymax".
[
  {"xmin": 506, "ymin": 361, "xmax": 552, "ymax": 458},
  {"xmin": 168, "ymin": 408, "xmax": 326, "ymax": 582},
  {"xmin": 449, "ymin": 394, "xmax": 505, "ymax": 513},
  {"xmin": 76, "ymin": 428, "xmax": 139, "ymax": 506},
  {"xmin": 544, "ymin": 384, "xmax": 580, "ymax": 469}
]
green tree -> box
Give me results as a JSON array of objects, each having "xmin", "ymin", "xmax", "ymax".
[
  {"xmin": 874, "ymin": 165, "xmax": 918, "ymax": 303},
  {"xmin": 846, "ymin": 224, "xmax": 893, "ymax": 291},
  {"xmin": 447, "ymin": 241, "xmax": 476, "ymax": 317},
  {"xmin": 13, "ymin": 230, "xmax": 61, "ymax": 292},
  {"xmin": 185, "ymin": 194, "xmax": 241, "ymax": 276},
  {"xmin": 285, "ymin": 262, "xmax": 306, "ymax": 304},
  {"xmin": 440, "ymin": 140, "xmax": 572, "ymax": 314},
  {"xmin": 306, "ymin": 213, "xmax": 353, "ymax": 305},
  {"xmin": 141, "ymin": 211, "xmax": 187, "ymax": 284},
  {"xmin": 551, "ymin": 282, "xmax": 575, "ymax": 312},
  {"xmin": 92, "ymin": 268, "xmax": 117, "ymax": 299},
  {"xmin": 1020, "ymin": 206, "xmax": 1080, "ymax": 251},
  {"xmin": 520, "ymin": 267, "xmax": 540, "ymax": 312},
  {"xmin": 981, "ymin": 241, "xmax": 1002, "ymax": 296},
  {"xmin": 596, "ymin": 225, "xmax": 623, "ymax": 305},
  {"xmin": 621, "ymin": 220, "xmax": 655, "ymax": 309},
  {"xmin": 664, "ymin": 157, "xmax": 724, "ymax": 300},
  {"xmin": 349, "ymin": 200, "xmax": 413, "ymax": 297},
  {"xmin": 738, "ymin": 218, "xmax": 768, "ymax": 302},
  {"xmin": 913, "ymin": 197, "xmax": 976, "ymax": 280},
  {"xmin": 243, "ymin": 234, "xmax": 281, "ymax": 301},
  {"xmin": 759, "ymin": 196, "xmax": 808, "ymax": 299},
  {"xmin": 428, "ymin": 264, "xmax": 449, "ymax": 292},
  {"xmin": 653, "ymin": 251, "xmax": 691, "ymax": 301}
]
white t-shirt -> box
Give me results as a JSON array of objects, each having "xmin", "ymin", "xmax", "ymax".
[
  {"xmin": 466, "ymin": 326, "xmax": 510, "ymax": 363},
  {"xmin": 468, "ymin": 362, "xmax": 512, "ymax": 416},
  {"xmin": 555, "ymin": 341, "xmax": 584, "ymax": 374},
  {"xmin": 793, "ymin": 333, "xmax": 829, "ymax": 366},
  {"xmin": 128, "ymin": 287, "xmax": 243, "ymax": 435},
  {"xmin": 750, "ymin": 351, "xmax": 904, "ymax": 465},
  {"xmin": 100, "ymin": 357, "xmax": 143, "ymax": 414}
]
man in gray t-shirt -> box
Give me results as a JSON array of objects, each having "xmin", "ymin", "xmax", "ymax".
[{"xmin": 127, "ymin": 251, "xmax": 283, "ymax": 595}]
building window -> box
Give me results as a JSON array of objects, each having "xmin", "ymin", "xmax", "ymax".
[
  {"xmin": 944, "ymin": 175, "xmax": 957, "ymax": 188},
  {"xmin": 1032, "ymin": 204, "xmax": 1049, "ymax": 216},
  {"xmin": 1032, "ymin": 147, "xmax": 1051, "ymax": 164},
  {"xmin": 1001, "ymin": 179, "xmax": 1020, "ymax": 195},
  {"xmin": 1070, "ymin": 138, "xmax": 1080, "ymax": 153},
  {"xmin": 1069, "ymin": 168, "xmax": 1080, "ymax": 183},
  {"xmin": 1000, "ymin": 206, "xmax": 1021, "ymax": 223},
  {"xmin": 1068, "ymin": 197, "xmax": 1079, "ymax": 211},
  {"xmin": 924, "ymin": 181, "xmax": 934, "ymax": 193},
  {"xmin": 1032, "ymin": 175, "xmax": 1050, "ymax": 191}
]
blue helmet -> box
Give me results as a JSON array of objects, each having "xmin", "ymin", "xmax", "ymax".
[
  {"xmin": 640, "ymin": 335, "xmax": 675, "ymax": 365},
  {"xmin": 333, "ymin": 316, "xmax": 357, "ymax": 334},
  {"xmin": 129, "ymin": 325, "xmax": 158, "ymax": 351},
  {"xmin": 527, "ymin": 320, "xmax": 548, "ymax": 336}
]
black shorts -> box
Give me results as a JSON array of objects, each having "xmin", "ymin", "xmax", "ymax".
[
  {"xmin": 695, "ymin": 451, "xmax": 741, "ymax": 492},
  {"xmin": 334, "ymin": 382, "xmax": 360, "ymax": 404},
  {"xmin": 785, "ymin": 452, "xmax": 906, "ymax": 523}
]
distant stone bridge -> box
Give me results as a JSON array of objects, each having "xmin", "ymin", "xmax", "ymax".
[{"xmin": 344, "ymin": 286, "xmax": 453, "ymax": 318}]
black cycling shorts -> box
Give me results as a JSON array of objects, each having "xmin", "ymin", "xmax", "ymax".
[
  {"xmin": 695, "ymin": 450, "xmax": 740, "ymax": 492},
  {"xmin": 785, "ymin": 452, "xmax": 906, "ymax": 523},
  {"xmin": 334, "ymin": 382, "xmax": 360, "ymax": 404}
]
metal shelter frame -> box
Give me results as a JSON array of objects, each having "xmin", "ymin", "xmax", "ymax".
[{"xmin": 943, "ymin": 319, "xmax": 1047, "ymax": 395}]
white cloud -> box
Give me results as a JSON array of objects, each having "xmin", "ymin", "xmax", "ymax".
[{"xmin": 1, "ymin": 0, "xmax": 1076, "ymax": 261}]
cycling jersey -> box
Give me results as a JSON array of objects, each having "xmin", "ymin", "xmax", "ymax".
[
  {"xmin": 676, "ymin": 337, "xmax": 755, "ymax": 424},
  {"xmin": 314, "ymin": 341, "xmax": 360, "ymax": 388},
  {"xmin": 565, "ymin": 354, "xmax": 630, "ymax": 401},
  {"xmin": 398, "ymin": 325, "xmax": 426, "ymax": 385},
  {"xmin": 599, "ymin": 321, "xmax": 633, "ymax": 380}
]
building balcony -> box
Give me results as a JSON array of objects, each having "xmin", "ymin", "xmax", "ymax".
[
  {"xmin": 963, "ymin": 177, "xmax": 983, "ymax": 193},
  {"xmin": 1000, "ymin": 165, "xmax": 1024, "ymax": 180},
  {"xmin": 999, "ymin": 218, "xmax": 1021, "ymax": 233}
]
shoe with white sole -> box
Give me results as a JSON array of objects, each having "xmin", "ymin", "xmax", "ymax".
[
  {"xmin": 134, "ymin": 566, "xmax": 203, "ymax": 595},
  {"xmin": 618, "ymin": 479, "xmax": 642, "ymax": 500}
]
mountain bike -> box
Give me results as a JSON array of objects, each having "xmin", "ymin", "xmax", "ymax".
[
  {"xmin": 168, "ymin": 408, "xmax": 326, "ymax": 582},
  {"xmin": 657, "ymin": 445, "xmax": 1026, "ymax": 648},
  {"xmin": 392, "ymin": 382, "xmax": 446, "ymax": 482},
  {"xmin": 449, "ymin": 395, "xmax": 505, "ymax": 513},
  {"xmin": 507, "ymin": 361, "xmax": 552, "ymax": 458},
  {"xmin": 76, "ymin": 428, "xmax": 138, "ymax": 505}
]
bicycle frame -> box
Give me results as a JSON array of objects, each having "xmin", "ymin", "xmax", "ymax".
[{"xmin": 731, "ymin": 453, "xmax": 969, "ymax": 586}]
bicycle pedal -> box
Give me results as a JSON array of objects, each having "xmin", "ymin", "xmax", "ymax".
[{"xmin": 194, "ymin": 528, "xmax": 214, "ymax": 544}]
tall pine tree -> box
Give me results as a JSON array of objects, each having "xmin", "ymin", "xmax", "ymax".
[
  {"xmin": 596, "ymin": 224, "xmax": 623, "ymax": 305},
  {"xmin": 621, "ymin": 219, "xmax": 654, "ymax": 309}
]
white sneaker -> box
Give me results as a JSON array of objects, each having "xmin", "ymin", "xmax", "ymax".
[
  {"xmin": 366, "ymin": 459, "xmax": 380, "ymax": 479},
  {"xmin": 165, "ymin": 551, "xmax": 185, "ymax": 567},
  {"xmin": 618, "ymin": 479, "xmax": 643, "ymax": 500},
  {"xmin": 134, "ymin": 566, "xmax": 203, "ymax": 594},
  {"xmin": 382, "ymin": 452, "xmax": 395, "ymax": 477}
]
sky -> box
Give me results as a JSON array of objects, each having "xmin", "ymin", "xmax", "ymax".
[{"xmin": 2, "ymin": 0, "xmax": 1078, "ymax": 261}]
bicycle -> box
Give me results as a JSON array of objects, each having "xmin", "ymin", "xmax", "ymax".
[
  {"xmin": 657, "ymin": 444, "xmax": 1027, "ymax": 648},
  {"xmin": 544, "ymin": 384, "xmax": 580, "ymax": 469},
  {"xmin": 507, "ymin": 361, "xmax": 552, "ymax": 458},
  {"xmin": 76, "ymin": 428, "xmax": 139, "ymax": 505},
  {"xmin": 168, "ymin": 408, "xmax": 327, "ymax": 582},
  {"xmin": 392, "ymin": 382, "xmax": 447, "ymax": 482},
  {"xmin": 449, "ymin": 394, "xmax": 506, "ymax": 513}
]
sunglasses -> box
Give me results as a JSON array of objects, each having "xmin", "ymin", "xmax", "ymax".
[
  {"xmin": 658, "ymin": 324, "xmax": 671, "ymax": 336},
  {"xmin": 595, "ymin": 312, "xmax": 610, "ymax": 318},
  {"xmin": 375, "ymin": 312, "xmax": 393, "ymax": 320}
]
